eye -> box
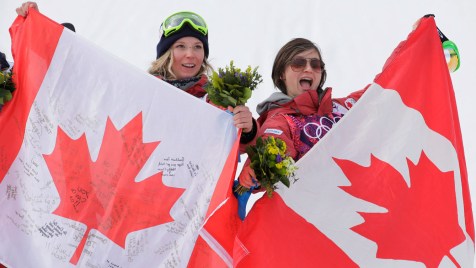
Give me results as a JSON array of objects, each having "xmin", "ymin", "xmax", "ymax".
[
  {"xmin": 295, "ymin": 59, "xmax": 307, "ymax": 67},
  {"xmin": 289, "ymin": 58, "xmax": 307, "ymax": 71},
  {"xmin": 175, "ymin": 44, "xmax": 186, "ymax": 49},
  {"xmin": 194, "ymin": 44, "xmax": 203, "ymax": 50},
  {"xmin": 310, "ymin": 59, "xmax": 322, "ymax": 70}
]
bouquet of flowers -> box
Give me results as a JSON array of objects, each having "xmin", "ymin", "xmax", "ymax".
[
  {"xmin": 0, "ymin": 70, "xmax": 15, "ymax": 111},
  {"xmin": 236, "ymin": 136, "xmax": 298, "ymax": 197},
  {"xmin": 205, "ymin": 60, "xmax": 262, "ymax": 108}
]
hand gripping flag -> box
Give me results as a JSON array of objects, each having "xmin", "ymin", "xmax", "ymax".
[
  {"xmin": 0, "ymin": 9, "xmax": 240, "ymax": 267},
  {"xmin": 234, "ymin": 16, "xmax": 474, "ymax": 267}
]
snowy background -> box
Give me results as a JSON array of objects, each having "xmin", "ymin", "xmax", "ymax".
[{"xmin": 1, "ymin": 0, "xmax": 475, "ymax": 264}]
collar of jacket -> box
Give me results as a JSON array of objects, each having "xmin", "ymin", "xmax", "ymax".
[
  {"xmin": 258, "ymin": 88, "xmax": 333, "ymax": 125},
  {"xmin": 155, "ymin": 74, "xmax": 208, "ymax": 98}
]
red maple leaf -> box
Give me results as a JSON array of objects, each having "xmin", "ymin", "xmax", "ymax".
[
  {"xmin": 43, "ymin": 112, "xmax": 185, "ymax": 264},
  {"xmin": 335, "ymin": 151, "xmax": 465, "ymax": 267}
]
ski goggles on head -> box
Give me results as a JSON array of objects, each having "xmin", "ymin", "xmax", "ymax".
[
  {"xmin": 160, "ymin": 11, "xmax": 208, "ymax": 37},
  {"xmin": 443, "ymin": 40, "xmax": 460, "ymax": 72},
  {"xmin": 436, "ymin": 25, "xmax": 460, "ymax": 72}
]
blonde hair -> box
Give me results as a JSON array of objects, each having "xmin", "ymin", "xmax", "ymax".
[{"xmin": 148, "ymin": 48, "xmax": 213, "ymax": 80}]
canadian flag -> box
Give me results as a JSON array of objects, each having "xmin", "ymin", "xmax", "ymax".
[
  {"xmin": 0, "ymin": 9, "xmax": 239, "ymax": 267},
  {"xmin": 234, "ymin": 16, "xmax": 474, "ymax": 267}
]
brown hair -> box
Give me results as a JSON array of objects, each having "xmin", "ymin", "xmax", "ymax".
[{"xmin": 271, "ymin": 38, "xmax": 327, "ymax": 94}]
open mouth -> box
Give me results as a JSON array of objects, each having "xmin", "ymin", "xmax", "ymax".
[
  {"xmin": 299, "ymin": 78, "xmax": 313, "ymax": 90},
  {"xmin": 182, "ymin": 63, "xmax": 196, "ymax": 68}
]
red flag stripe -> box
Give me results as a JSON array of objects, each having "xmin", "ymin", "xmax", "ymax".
[
  {"xmin": 188, "ymin": 131, "xmax": 242, "ymax": 267},
  {"xmin": 374, "ymin": 16, "xmax": 473, "ymax": 242},
  {"xmin": 1, "ymin": 10, "xmax": 63, "ymax": 182}
]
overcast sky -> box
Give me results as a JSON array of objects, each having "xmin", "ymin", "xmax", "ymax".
[{"xmin": 1, "ymin": 0, "xmax": 475, "ymax": 263}]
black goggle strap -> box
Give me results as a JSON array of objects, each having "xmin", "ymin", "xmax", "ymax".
[{"xmin": 423, "ymin": 14, "xmax": 460, "ymax": 72}]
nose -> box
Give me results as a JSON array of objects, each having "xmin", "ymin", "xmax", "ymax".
[
  {"xmin": 303, "ymin": 61, "xmax": 313, "ymax": 72},
  {"xmin": 184, "ymin": 47, "xmax": 195, "ymax": 57}
]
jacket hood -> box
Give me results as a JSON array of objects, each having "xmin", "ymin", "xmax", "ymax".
[
  {"xmin": 256, "ymin": 88, "xmax": 333, "ymax": 125},
  {"xmin": 256, "ymin": 91, "xmax": 292, "ymax": 115}
]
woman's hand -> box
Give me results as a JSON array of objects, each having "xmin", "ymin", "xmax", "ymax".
[
  {"xmin": 229, "ymin": 105, "xmax": 253, "ymax": 133},
  {"xmin": 238, "ymin": 164, "xmax": 259, "ymax": 189},
  {"xmin": 16, "ymin": 2, "xmax": 39, "ymax": 17}
]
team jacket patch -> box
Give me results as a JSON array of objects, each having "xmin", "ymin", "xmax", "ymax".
[{"xmin": 264, "ymin": 128, "xmax": 283, "ymax": 135}]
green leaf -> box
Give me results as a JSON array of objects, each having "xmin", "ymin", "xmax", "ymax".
[
  {"xmin": 0, "ymin": 89, "xmax": 12, "ymax": 101},
  {"xmin": 226, "ymin": 96, "xmax": 237, "ymax": 106},
  {"xmin": 280, "ymin": 176, "xmax": 290, "ymax": 188},
  {"xmin": 242, "ymin": 136, "xmax": 297, "ymax": 197},
  {"xmin": 219, "ymin": 92, "xmax": 231, "ymax": 98},
  {"xmin": 206, "ymin": 60, "xmax": 262, "ymax": 107},
  {"xmin": 246, "ymin": 145, "xmax": 255, "ymax": 157},
  {"xmin": 242, "ymin": 87, "xmax": 252, "ymax": 100},
  {"xmin": 256, "ymin": 137, "xmax": 264, "ymax": 147},
  {"xmin": 276, "ymin": 167, "xmax": 286, "ymax": 176}
]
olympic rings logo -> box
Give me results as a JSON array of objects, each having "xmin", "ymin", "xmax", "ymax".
[{"xmin": 302, "ymin": 116, "xmax": 341, "ymax": 139}]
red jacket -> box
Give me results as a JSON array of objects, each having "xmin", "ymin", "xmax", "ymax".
[
  {"xmin": 155, "ymin": 74, "xmax": 208, "ymax": 99},
  {"xmin": 182, "ymin": 75, "xmax": 208, "ymax": 98},
  {"xmin": 256, "ymin": 87, "xmax": 366, "ymax": 160}
]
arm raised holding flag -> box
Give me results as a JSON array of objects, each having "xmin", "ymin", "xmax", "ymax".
[{"xmin": 234, "ymin": 15, "xmax": 473, "ymax": 268}]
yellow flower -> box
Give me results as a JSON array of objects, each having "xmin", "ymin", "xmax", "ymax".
[
  {"xmin": 266, "ymin": 143, "xmax": 279, "ymax": 155},
  {"xmin": 243, "ymin": 136, "xmax": 297, "ymax": 198}
]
